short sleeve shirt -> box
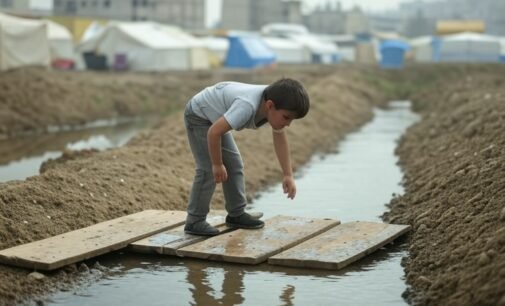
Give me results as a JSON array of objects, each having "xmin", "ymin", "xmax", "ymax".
[{"xmin": 189, "ymin": 82, "xmax": 268, "ymax": 130}]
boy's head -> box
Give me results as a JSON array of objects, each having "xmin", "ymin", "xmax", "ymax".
[{"xmin": 262, "ymin": 78, "xmax": 310, "ymax": 119}]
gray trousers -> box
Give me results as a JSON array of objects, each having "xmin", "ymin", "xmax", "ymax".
[{"xmin": 184, "ymin": 103, "xmax": 247, "ymax": 224}]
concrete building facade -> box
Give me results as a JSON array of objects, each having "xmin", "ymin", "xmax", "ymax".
[{"xmin": 52, "ymin": 0, "xmax": 205, "ymax": 30}]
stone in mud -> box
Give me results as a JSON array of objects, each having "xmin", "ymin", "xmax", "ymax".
[{"xmin": 28, "ymin": 272, "xmax": 45, "ymax": 281}]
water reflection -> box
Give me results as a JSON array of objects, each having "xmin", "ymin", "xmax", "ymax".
[{"xmin": 0, "ymin": 117, "xmax": 157, "ymax": 183}]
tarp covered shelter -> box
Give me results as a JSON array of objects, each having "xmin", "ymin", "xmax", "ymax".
[
  {"xmin": 78, "ymin": 21, "xmax": 209, "ymax": 71},
  {"xmin": 201, "ymin": 36, "xmax": 229, "ymax": 67},
  {"xmin": 46, "ymin": 19, "xmax": 74, "ymax": 61},
  {"xmin": 0, "ymin": 12, "xmax": 51, "ymax": 70},
  {"xmin": 379, "ymin": 40, "xmax": 410, "ymax": 69},
  {"xmin": 439, "ymin": 32, "xmax": 501, "ymax": 63},
  {"xmin": 262, "ymin": 36, "xmax": 310, "ymax": 64},
  {"xmin": 224, "ymin": 35, "xmax": 276, "ymax": 69},
  {"xmin": 287, "ymin": 34, "xmax": 339, "ymax": 64}
]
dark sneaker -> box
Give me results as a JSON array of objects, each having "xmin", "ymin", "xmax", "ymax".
[
  {"xmin": 248, "ymin": 211, "xmax": 264, "ymax": 219},
  {"xmin": 184, "ymin": 220, "xmax": 220, "ymax": 236},
  {"xmin": 226, "ymin": 212, "xmax": 265, "ymax": 229}
]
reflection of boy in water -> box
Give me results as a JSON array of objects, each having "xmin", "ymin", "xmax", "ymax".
[
  {"xmin": 187, "ymin": 266, "xmax": 244, "ymax": 305},
  {"xmin": 184, "ymin": 79, "xmax": 310, "ymax": 236}
]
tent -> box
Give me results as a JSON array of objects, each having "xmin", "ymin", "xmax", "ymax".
[
  {"xmin": 410, "ymin": 36, "xmax": 433, "ymax": 62},
  {"xmin": 262, "ymin": 36, "xmax": 310, "ymax": 64},
  {"xmin": 439, "ymin": 32, "xmax": 501, "ymax": 63},
  {"xmin": 0, "ymin": 12, "xmax": 50, "ymax": 70},
  {"xmin": 78, "ymin": 21, "xmax": 209, "ymax": 71},
  {"xmin": 287, "ymin": 34, "xmax": 340, "ymax": 64},
  {"xmin": 224, "ymin": 35, "xmax": 276, "ymax": 69},
  {"xmin": 379, "ymin": 40, "xmax": 410, "ymax": 69},
  {"xmin": 46, "ymin": 20, "xmax": 74, "ymax": 61},
  {"xmin": 201, "ymin": 36, "xmax": 229, "ymax": 67}
]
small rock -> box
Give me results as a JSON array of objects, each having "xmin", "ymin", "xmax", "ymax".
[
  {"xmin": 500, "ymin": 207, "xmax": 505, "ymax": 222},
  {"xmin": 28, "ymin": 271, "xmax": 46, "ymax": 280},
  {"xmin": 478, "ymin": 252, "xmax": 491, "ymax": 266},
  {"xmin": 78, "ymin": 263, "xmax": 90, "ymax": 273},
  {"xmin": 63, "ymin": 264, "xmax": 78, "ymax": 273},
  {"xmin": 417, "ymin": 276, "xmax": 432, "ymax": 286}
]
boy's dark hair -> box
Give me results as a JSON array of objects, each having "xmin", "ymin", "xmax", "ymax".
[{"xmin": 262, "ymin": 78, "xmax": 310, "ymax": 119}]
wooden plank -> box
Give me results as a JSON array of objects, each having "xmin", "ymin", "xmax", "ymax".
[
  {"xmin": 129, "ymin": 212, "xmax": 231, "ymax": 255},
  {"xmin": 0, "ymin": 210, "xmax": 186, "ymax": 270},
  {"xmin": 268, "ymin": 221, "xmax": 411, "ymax": 270},
  {"xmin": 176, "ymin": 215, "xmax": 340, "ymax": 265}
]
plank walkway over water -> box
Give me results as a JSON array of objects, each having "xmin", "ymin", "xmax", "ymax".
[
  {"xmin": 268, "ymin": 221, "xmax": 411, "ymax": 270},
  {"xmin": 176, "ymin": 215, "xmax": 340, "ymax": 264},
  {"xmin": 130, "ymin": 211, "xmax": 232, "ymax": 255},
  {"xmin": 0, "ymin": 210, "xmax": 186, "ymax": 270}
]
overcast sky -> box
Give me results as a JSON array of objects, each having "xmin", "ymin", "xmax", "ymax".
[{"xmin": 206, "ymin": 0, "xmax": 409, "ymax": 27}]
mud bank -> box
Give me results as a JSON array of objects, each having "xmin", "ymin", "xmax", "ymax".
[
  {"xmin": 0, "ymin": 65, "xmax": 382, "ymax": 304},
  {"xmin": 382, "ymin": 65, "xmax": 505, "ymax": 306}
]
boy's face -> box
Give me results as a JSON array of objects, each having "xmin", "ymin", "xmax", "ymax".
[{"xmin": 266, "ymin": 100, "xmax": 297, "ymax": 130}]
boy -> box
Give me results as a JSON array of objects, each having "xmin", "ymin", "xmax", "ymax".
[{"xmin": 184, "ymin": 78, "xmax": 310, "ymax": 236}]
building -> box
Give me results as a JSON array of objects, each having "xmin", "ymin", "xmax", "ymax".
[
  {"xmin": 0, "ymin": 0, "xmax": 52, "ymax": 16},
  {"xmin": 304, "ymin": 2, "xmax": 345, "ymax": 34},
  {"xmin": 52, "ymin": 0, "xmax": 205, "ymax": 30},
  {"xmin": 221, "ymin": 0, "xmax": 301, "ymax": 31}
]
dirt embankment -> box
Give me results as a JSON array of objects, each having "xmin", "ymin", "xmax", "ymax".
[
  {"xmin": 382, "ymin": 65, "xmax": 505, "ymax": 306},
  {"xmin": 0, "ymin": 65, "xmax": 383, "ymax": 304}
]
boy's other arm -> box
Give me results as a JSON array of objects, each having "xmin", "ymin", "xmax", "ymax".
[
  {"xmin": 208, "ymin": 116, "xmax": 232, "ymax": 183},
  {"xmin": 272, "ymin": 129, "xmax": 296, "ymax": 199}
]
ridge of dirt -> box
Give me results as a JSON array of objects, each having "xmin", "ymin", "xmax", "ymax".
[
  {"xmin": 0, "ymin": 66, "xmax": 382, "ymax": 304},
  {"xmin": 383, "ymin": 65, "xmax": 505, "ymax": 306}
]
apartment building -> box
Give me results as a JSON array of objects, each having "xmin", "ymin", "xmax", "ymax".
[{"xmin": 52, "ymin": 0, "xmax": 205, "ymax": 30}]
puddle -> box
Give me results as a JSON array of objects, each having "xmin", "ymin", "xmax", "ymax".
[
  {"xmin": 46, "ymin": 101, "xmax": 420, "ymax": 305},
  {"xmin": 0, "ymin": 117, "xmax": 158, "ymax": 183}
]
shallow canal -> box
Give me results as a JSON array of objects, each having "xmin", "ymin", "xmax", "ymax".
[{"xmin": 45, "ymin": 101, "xmax": 419, "ymax": 306}]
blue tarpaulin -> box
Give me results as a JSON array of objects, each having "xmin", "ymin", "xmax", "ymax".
[
  {"xmin": 379, "ymin": 40, "xmax": 410, "ymax": 69},
  {"xmin": 224, "ymin": 35, "xmax": 276, "ymax": 69}
]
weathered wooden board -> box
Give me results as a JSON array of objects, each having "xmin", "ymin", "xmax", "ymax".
[
  {"xmin": 0, "ymin": 210, "xmax": 186, "ymax": 270},
  {"xmin": 268, "ymin": 221, "xmax": 411, "ymax": 270},
  {"xmin": 129, "ymin": 212, "xmax": 232, "ymax": 255},
  {"xmin": 176, "ymin": 215, "xmax": 340, "ymax": 264}
]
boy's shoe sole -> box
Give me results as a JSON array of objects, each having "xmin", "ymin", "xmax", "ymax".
[
  {"xmin": 225, "ymin": 222, "xmax": 264, "ymax": 229},
  {"xmin": 184, "ymin": 230, "xmax": 219, "ymax": 236}
]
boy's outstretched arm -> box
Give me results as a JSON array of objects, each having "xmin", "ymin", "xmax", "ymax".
[
  {"xmin": 272, "ymin": 129, "xmax": 296, "ymax": 199},
  {"xmin": 208, "ymin": 116, "xmax": 232, "ymax": 183}
]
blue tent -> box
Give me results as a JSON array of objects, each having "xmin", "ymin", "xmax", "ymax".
[
  {"xmin": 224, "ymin": 35, "xmax": 276, "ymax": 69},
  {"xmin": 379, "ymin": 40, "xmax": 410, "ymax": 69}
]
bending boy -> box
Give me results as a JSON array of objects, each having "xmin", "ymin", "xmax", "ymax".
[{"xmin": 184, "ymin": 78, "xmax": 310, "ymax": 236}]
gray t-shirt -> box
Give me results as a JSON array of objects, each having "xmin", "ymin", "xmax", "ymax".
[{"xmin": 189, "ymin": 82, "xmax": 268, "ymax": 130}]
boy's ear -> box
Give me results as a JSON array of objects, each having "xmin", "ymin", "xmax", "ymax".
[{"xmin": 265, "ymin": 99, "xmax": 275, "ymax": 110}]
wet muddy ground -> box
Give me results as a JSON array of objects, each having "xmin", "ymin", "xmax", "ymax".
[{"xmin": 0, "ymin": 64, "xmax": 504, "ymax": 305}]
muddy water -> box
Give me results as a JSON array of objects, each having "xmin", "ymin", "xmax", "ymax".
[
  {"xmin": 0, "ymin": 118, "xmax": 157, "ymax": 183},
  {"xmin": 46, "ymin": 101, "xmax": 419, "ymax": 306}
]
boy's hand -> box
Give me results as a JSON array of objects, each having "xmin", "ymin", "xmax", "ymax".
[
  {"xmin": 282, "ymin": 175, "xmax": 296, "ymax": 199},
  {"xmin": 213, "ymin": 164, "xmax": 228, "ymax": 183}
]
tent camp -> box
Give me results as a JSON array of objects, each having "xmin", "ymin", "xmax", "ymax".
[
  {"xmin": 224, "ymin": 34, "xmax": 276, "ymax": 69},
  {"xmin": 410, "ymin": 36, "xmax": 434, "ymax": 62},
  {"xmin": 287, "ymin": 34, "xmax": 339, "ymax": 64},
  {"xmin": 439, "ymin": 32, "xmax": 501, "ymax": 63},
  {"xmin": 46, "ymin": 20, "xmax": 74, "ymax": 61},
  {"xmin": 379, "ymin": 40, "xmax": 410, "ymax": 69},
  {"xmin": 0, "ymin": 12, "xmax": 51, "ymax": 70},
  {"xmin": 201, "ymin": 36, "xmax": 229, "ymax": 67},
  {"xmin": 78, "ymin": 21, "xmax": 209, "ymax": 71},
  {"xmin": 262, "ymin": 36, "xmax": 310, "ymax": 64}
]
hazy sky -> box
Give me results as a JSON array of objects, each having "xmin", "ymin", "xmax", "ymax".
[{"xmin": 206, "ymin": 0, "xmax": 409, "ymax": 26}]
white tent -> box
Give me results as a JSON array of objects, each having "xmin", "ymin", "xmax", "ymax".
[
  {"xmin": 410, "ymin": 36, "xmax": 433, "ymax": 62},
  {"xmin": 46, "ymin": 20, "xmax": 74, "ymax": 61},
  {"xmin": 78, "ymin": 21, "xmax": 209, "ymax": 71},
  {"xmin": 0, "ymin": 12, "xmax": 50, "ymax": 70},
  {"xmin": 201, "ymin": 36, "xmax": 230, "ymax": 65},
  {"xmin": 287, "ymin": 34, "xmax": 339, "ymax": 64},
  {"xmin": 439, "ymin": 32, "xmax": 501, "ymax": 63},
  {"xmin": 262, "ymin": 36, "xmax": 310, "ymax": 64}
]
